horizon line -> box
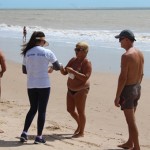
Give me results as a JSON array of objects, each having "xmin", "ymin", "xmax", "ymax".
[{"xmin": 0, "ymin": 7, "xmax": 150, "ymax": 10}]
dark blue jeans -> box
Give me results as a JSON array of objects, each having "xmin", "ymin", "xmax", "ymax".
[{"xmin": 23, "ymin": 87, "xmax": 50, "ymax": 135}]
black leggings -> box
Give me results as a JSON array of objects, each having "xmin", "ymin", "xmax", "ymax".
[{"xmin": 23, "ymin": 88, "xmax": 50, "ymax": 135}]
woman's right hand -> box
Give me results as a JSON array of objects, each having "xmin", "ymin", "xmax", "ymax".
[
  {"xmin": 48, "ymin": 66, "xmax": 53, "ymax": 73},
  {"xmin": 66, "ymin": 67, "xmax": 74, "ymax": 73}
]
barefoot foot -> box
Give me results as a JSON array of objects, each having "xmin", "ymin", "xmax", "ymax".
[
  {"xmin": 72, "ymin": 133, "xmax": 84, "ymax": 138},
  {"xmin": 74, "ymin": 126, "xmax": 80, "ymax": 135},
  {"xmin": 117, "ymin": 143, "xmax": 133, "ymax": 149},
  {"xmin": 128, "ymin": 147, "xmax": 140, "ymax": 150}
]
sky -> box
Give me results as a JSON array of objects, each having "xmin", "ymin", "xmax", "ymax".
[{"xmin": 0, "ymin": 0, "xmax": 150, "ymax": 9}]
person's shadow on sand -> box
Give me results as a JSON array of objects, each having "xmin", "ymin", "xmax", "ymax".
[
  {"xmin": 0, "ymin": 139, "xmax": 33, "ymax": 147},
  {"xmin": 0, "ymin": 133, "xmax": 72, "ymax": 147},
  {"xmin": 43, "ymin": 133, "xmax": 73, "ymax": 141}
]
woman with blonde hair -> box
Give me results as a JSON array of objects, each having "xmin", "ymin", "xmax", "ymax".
[{"xmin": 60, "ymin": 42, "xmax": 92, "ymax": 138}]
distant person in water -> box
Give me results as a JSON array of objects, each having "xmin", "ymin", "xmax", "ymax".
[{"xmin": 23, "ymin": 26, "xmax": 27, "ymax": 42}]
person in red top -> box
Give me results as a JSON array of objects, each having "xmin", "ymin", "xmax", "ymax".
[{"xmin": 60, "ymin": 42, "xmax": 92, "ymax": 138}]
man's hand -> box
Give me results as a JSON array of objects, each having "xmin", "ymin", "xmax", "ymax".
[
  {"xmin": 114, "ymin": 97, "xmax": 120, "ymax": 107},
  {"xmin": 0, "ymin": 71, "xmax": 4, "ymax": 78}
]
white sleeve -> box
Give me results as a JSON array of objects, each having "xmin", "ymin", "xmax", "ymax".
[{"xmin": 45, "ymin": 50, "xmax": 57, "ymax": 63}]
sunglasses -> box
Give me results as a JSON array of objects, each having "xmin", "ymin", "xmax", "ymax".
[
  {"xmin": 119, "ymin": 37, "xmax": 125, "ymax": 42},
  {"xmin": 74, "ymin": 48, "xmax": 84, "ymax": 52}
]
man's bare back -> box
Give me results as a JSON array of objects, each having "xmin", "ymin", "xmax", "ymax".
[{"xmin": 121, "ymin": 47, "xmax": 144, "ymax": 85}]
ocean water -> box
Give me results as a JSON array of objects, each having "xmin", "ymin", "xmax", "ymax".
[{"xmin": 0, "ymin": 9, "xmax": 150, "ymax": 76}]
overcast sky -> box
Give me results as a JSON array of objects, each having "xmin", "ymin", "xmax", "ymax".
[{"xmin": 0, "ymin": 0, "xmax": 150, "ymax": 9}]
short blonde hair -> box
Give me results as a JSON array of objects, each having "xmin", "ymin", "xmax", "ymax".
[{"xmin": 76, "ymin": 42, "xmax": 89, "ymax": 52}]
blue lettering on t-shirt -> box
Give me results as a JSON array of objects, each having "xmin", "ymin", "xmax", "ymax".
[
  {"xmin": 27, "ymin": 53, "xmax": 45, "ymax": 57},
  {"xmin": 37, "ymin": 53, "xmax": 45, "ymax": 56},
  {"xmin": 27, "ymin": 54, "xmax": 35, "ymax": 57}
]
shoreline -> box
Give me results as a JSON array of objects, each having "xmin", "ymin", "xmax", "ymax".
[{"xmin": 1, "ymin": 34, "xmax": 150, "ymax": 78}]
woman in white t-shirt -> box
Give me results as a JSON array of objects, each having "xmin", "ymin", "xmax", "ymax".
[{"xmin": 20, "ymin": 31, "xmax": 61, "ymax": 144}]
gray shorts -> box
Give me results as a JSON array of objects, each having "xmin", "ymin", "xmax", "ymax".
[{"xmin": 120, "ymin": 83, "xmax": 141, "ymax": 110}]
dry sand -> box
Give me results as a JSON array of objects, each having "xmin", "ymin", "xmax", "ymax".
[{"xmin": 0, "ymin": 60, "xmax": 150, "ymax": 150}]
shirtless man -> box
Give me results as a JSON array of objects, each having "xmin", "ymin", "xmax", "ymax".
[
  {"xmin": 114, "ymin": 30, "xmax": 144, "ymax": 150},
  {"xmin": 0, "ymin": 50, "xmax": 6, "ymax": 133},
  {"xmin": 60, "ymin": 42, "xmax": 92, "ymax": 138}
]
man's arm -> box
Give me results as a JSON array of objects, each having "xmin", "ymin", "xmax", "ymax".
[
  {"xmin": 115, "ymin": 55, "xmax": 128, "ymax": 107},
  {"xmin": 139, "ymin": 51, "xmax": 144, "ymax": 84},
  {"xmin": 0, "ymin": 51, "xmax": 6, "ymax": 77}
]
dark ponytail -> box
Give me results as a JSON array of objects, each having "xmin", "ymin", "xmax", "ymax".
[{"xmin": 21, "ymin": 31, "xmax": 45, "ymax": 56}]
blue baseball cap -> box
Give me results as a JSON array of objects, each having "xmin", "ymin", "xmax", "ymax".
[{"xmin": 115, "ymin": 30, "xmax": 136, "ymax": 41}]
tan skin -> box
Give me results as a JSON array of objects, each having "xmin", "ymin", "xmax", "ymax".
[
  {"xmin": 0, "ymin": 51, "xmax": 6, "ymax": 97},
  {"xmin": 0, "ymin": 50, "xmax": 6, "ymax": 133},
  {"xmin": 115, "ymin": 37, "xmax": 144, "ymax": 150},
  {"xmin": 60, "ymin": 48, "xmax": 92, "ymax": 138}
]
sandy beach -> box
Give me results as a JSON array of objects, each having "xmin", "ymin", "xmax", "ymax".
[{"xmin": 0, "ymin": 60, "xmax": 149, "ymax": 150}]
